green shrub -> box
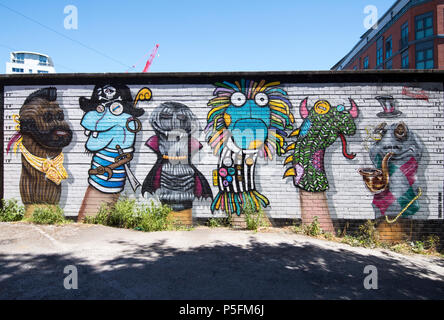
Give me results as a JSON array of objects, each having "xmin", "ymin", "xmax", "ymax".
[
  {"xmin": 137, "ymin": 201, "xmax": 172, "ymax": 232},
  {"xmin": 357, "ymin": 220, "xmax": 379, "ymax": 247},
  {"xmin": 85, "ymin": 198, "xmax": 173, "ymax": 232},
  {"xmin": 29, "ymin": 205, "xmax": 66, "ymax": 225},
  {"xmin": 411, "ymin": 241, "xmax": 426, "ymax": 254},
  {"xmin": 207, "ymin": 216, "xmax": 232, "ymax": 228},
  {"xmin": 243, "ymin": 202, "xmax": 269, "ymax": 231},
  {"xmin": 208, "ymin": 218, "xmax": 221, "ymax": 228},
  {"xmin": 0, "ymin": 199, "xmax": 25, "ymax": 222},
  {"xmin": 292, "ymin": 223, "xmax": 303, "ymax": 234},
  {"xmin": 303, "ymin": 216, "xmax": 323, "ymax": 236},
  {"xmin": 292, "ymin": 217, "xmax": 323, "ymax": 237},
  {"xmin": 424, "ymin": 235, "xmax": 440, "ymax": 251}
]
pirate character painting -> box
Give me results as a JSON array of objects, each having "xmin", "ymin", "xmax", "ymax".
[
  {"xmin": 142, "ymin": 102, "xmax": 212, "ymax": 224},
  {"xmin": 77, "ymin": 84, "xmax": 148, "ymax": 220}
]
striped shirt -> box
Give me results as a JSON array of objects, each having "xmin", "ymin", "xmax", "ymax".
[{"xmin": 88, "ymin": 147, "xmax": 133, "ymax": 194}]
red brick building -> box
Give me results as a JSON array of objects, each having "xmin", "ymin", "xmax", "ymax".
[{"xmin": 332, "ymin": 0, "xmax": 444, "ymax": 70}]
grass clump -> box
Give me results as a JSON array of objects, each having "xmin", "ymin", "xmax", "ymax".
[
  {"xmin": 389, "ymin": 235, "xmax": 441, "ymax": 255},
  {"xmin": 304, "ymin": 216, "xmax": 323, "ymax": 236},
  {"xmin": 293, "ymin": 216, "xmax": 323, "ymax": 237},
  {"xmin": 243, "ymin": 203, "xmax": 270, "ymax": 231},
  {"xmin": 28, "ymin": 205, "xmax": 67, "ymax": 225},
  {"xmin": 207, "ymin": 217, "xmax": 232, "ymax": 228},
  {"xmin": 208, "ymin": 218, "xmax": 222, "ymax": 228},
  {"xmin": 0, "ymin": 199, "xmax": 25, "ymax": 222},
  {"xmin": 84, "ymin": 198, "xmax": 173, "ymax": 232}
]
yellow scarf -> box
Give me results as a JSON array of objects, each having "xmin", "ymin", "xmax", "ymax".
[{"xmin": 15, "ymin": 138, "xmax": 68, "ymax": 185}]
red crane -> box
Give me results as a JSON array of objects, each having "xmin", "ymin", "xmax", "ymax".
[{"xmin": 142, "ymin": 44, "xmax": 159, "ymax": 73}]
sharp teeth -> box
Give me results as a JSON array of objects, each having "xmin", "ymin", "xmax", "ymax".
[
  {"xmin": 92, "ymin": 131, "xmax": 98, "ymax": 138},
  {"xmin": 84, "ymin": 130, "xmax": 91, "ymax": 136}
]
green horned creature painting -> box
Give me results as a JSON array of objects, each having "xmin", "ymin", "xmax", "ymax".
[{"xmin": 284, "ymin": 98, "xmax": 359, "ymax": 232}]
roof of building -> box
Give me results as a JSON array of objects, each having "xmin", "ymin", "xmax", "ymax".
[
  {"xmin": 11, "ymin": 51, "xmax": 51, "ymax": 58},
  {"xmin": 331, "ymin": 0, "xmax": 431, "ymax": 70}
]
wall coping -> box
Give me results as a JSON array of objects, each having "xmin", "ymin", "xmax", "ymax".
[{"xmin": 0, "ymin": 70, "xmax": 443, "ymax": 86}]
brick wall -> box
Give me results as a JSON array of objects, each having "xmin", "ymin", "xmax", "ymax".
[{"xmin": 1, "ymin": 71, "xmax": 443, "ymax": 241}]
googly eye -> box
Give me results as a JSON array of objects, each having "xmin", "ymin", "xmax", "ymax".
[
  {"xmin": 96, "ymin": 104, "xmax": 105, "ymax": 113},
  {"xmin": 230, "ymin": 92, "xmax": 247, "ymax": 107},
  {"xmin": 314, "ymin": 100, "xmax": 331, "ymax": 114},
  {"xmin": 255, "ymin": 92, "xmax": 269, "ymax": 107},
  {"xmin": 109, "ymin": 102, "xmax": 124, "ymax": 116}
]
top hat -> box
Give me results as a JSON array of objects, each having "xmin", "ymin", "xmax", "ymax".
[{"xmin": 375, "ymin": 96, "xmax": 402, "ymax": 118}]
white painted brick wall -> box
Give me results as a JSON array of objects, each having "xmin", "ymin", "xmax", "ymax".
[{"xmin": 3, "ymin": 82, "xmax": 444, "ymax": 220}]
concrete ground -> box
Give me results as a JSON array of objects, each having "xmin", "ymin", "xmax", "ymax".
[{"xmin": 0, "ymin": 222, "xmax": 443, "ymax": 300}]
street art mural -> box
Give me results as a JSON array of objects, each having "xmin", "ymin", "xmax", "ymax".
[
  {"xmin": 284, "ymin": 98, "xmax": 359, "ymax": 231},
  {"xmin": 77, "ymin": 85, "xmax": 149, "ymax": 220},
  {"xmin": 142, "ymin": 102, "xmax": 213, "ymax": 214},
  {"xmin": 2, "ymin": 78, "xmax": 443, "ymax": 244},
  {"xmin": 205, "ymin": 80, "xmax": 294, "ymax": 216},
  {"xmin": 358, "ymin": 121, "xmax": 424, "ymax": 224},
  {"xmin": 6, "ymin": 87, "xmax": 73, "ymax": 217}
]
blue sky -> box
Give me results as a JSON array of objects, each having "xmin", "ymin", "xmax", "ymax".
[{"xmin": 0, "ymin": 0, "xmax": 393, "ymax": 73}]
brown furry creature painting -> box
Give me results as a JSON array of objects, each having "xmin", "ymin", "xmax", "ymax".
[{"xmin": 7, "ymin": 87, "xmax": 73, "ymax": 217}]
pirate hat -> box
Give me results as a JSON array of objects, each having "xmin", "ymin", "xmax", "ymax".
[{"xmin": 79, "ymin": 84, "xmax": 144, "ymax": 117}]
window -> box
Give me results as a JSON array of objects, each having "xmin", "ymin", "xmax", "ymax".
[
  {"xmin": 376, "ymin": 37, "xmax": 384, "ymax": 66},
  {"xmin": 37, "ymin": 70, "xmax": 49, "ymax": 74},
  {"xmin": 14, "ymin": 53, "xmax": 24, "ymax": 64},
  {"xmin": 401, "ymin": 51, "xmax": 409, "ymax": 69},
  {"xmin": 416, "ymin": 42, "xmax": 434, "ymax": 69},
  {"xmin": 415, "ymin": 12, "xmax": 433, "ymax": 40},
  {"xmin": 28, "ymin": 69, "xmax": 32, "ymax": 73},
  {"xmin": 39, "ymin": 55, "xmax": 48, "ymax": 66},
  {"xmin": 385, "ymin": 60, "xmax": 393, "ymax": 70},
  {"xmin": 385, "ymin": 36, "xmax": 393, "ymax": 59},
  {"xmin": 12, "ymin": 68, "xmax": 24, "ymax": 73},
  {"xmin": 363, "ymin": 56, "xmax": 369, "ymax": 69},
  {"xmin": 401, "ymin": 22, "xmax": 409, "ymax": 49}
]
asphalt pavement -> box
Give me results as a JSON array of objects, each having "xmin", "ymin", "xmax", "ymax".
[{"xmin": 0, "ymin": 222, "xmax": 443, "ymax": 299}]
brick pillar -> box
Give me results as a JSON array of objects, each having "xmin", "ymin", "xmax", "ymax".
[
  {"xmin": 77, "ymin": 185, "xmax": 119, "ymax": 222},
  {"xmin": 376, "ymin": 218, "xmax": 412, "ymax": 242},
  {"xmin": 231, "ymin": 213, "xmax": 247, "ymax": 229},
  {"xmin": 168, "ymin": 209, "xmax": 193, "ymax": 227},
  {"xmin": 300, "ymin": 190, "xmax": 334, "ymax": 233}
]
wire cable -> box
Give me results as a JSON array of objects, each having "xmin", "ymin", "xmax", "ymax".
[{"xmin": 0, "ymin": 2, "xmax": 132, "ymax": 70}]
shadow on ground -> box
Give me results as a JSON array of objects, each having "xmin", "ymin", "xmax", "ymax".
[{"xmin": 0, "ymin": 238, "xmax": 443, "ymax": 299}]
